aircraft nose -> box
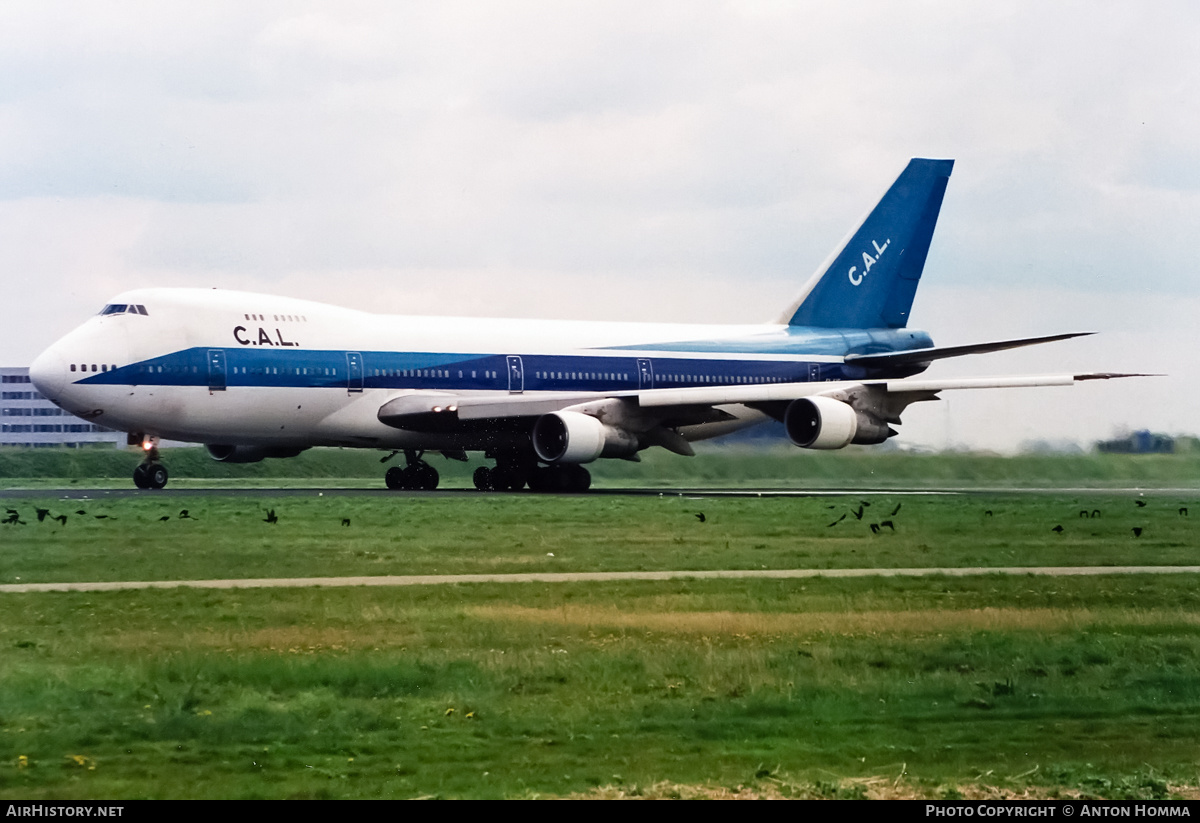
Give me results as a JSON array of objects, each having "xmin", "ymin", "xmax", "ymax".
[{"xmin": 29, "ymin": 344, "xmax": 67, "ymax": 402}]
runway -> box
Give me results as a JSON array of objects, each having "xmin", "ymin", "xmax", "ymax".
[{"xmin": 4, "ymin": 565, "xmax": 1200, "ymax": 594}]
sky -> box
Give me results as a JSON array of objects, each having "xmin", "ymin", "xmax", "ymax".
[{"xmin": 1, "ymin": 1, "xmax": 1196, "ymax": 452}]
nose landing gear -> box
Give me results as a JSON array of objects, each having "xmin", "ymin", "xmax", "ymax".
[{"xmin": 132, "ymin": 436, "xmax": 168, "ymax": 489}]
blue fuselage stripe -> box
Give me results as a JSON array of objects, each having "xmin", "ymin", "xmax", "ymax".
[{"xmin": 77, "ymin": 348, "xmax": 876, "ymax": 392}]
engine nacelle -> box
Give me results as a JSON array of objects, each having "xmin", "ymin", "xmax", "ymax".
[
  {"xmin": 531, "ymin": 412, "xmax": 639, "ymax": 464},
  {"xmin": 783, "ymin": 396, "xmax": 895, "ymax": 449},
  {"xmin": 206, "ymin": 444, "xmax": 307, "ymax": 464}
]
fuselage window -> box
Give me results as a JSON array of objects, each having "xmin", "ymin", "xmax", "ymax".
[{"xmin": 70, "ymin": 364, "xmax": 76, "ymax": 372}]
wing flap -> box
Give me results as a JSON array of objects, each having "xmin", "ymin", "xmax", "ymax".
[
  {"xmin": 377, "ymin": 389, "xmax": 623, "ymax": 429},
  {"xmin": 454, "ymin": 391, "xmax": 621, "ymax": 420}
]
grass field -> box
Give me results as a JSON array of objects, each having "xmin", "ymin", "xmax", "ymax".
[
  {"xmin": 5, "ymin": 576, "xmax": 1200, "ymax": 799},
  {"xmin": 0, "ymin": 492, "xmax": 1197, "ymax": 583},
  {"xmin": 2, "ymin": 473, "xmax": 1199, "ymax": 799}
]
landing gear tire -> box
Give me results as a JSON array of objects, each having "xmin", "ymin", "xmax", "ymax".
[
  {"xmin": 134, "ymin": 462, "xmax": 168, "ymax": 490},
  {"xmin": 561, "ymin": 464, "xmax": 590, "ymax": 492},
  {"xmin": 473, "ymin": 466, "xmax": 493, "ymax": 491},
  {"xmin": 414, "ymin": 463, "xmax": 439, "ymax": 491},
  {"xmin": 525, "ymin": 464, "xmax": 589, "ymax": 493},
  {"xmin": 491, "ymin": 464, "xmax": 528, "ymax": 492},
  {"xmin": 385, "ymin": 462, "xmax": 439, "ymax": 491},
  {"xmin": 528, "ymin": 466, "xmax": 554, "ymax": 492}
]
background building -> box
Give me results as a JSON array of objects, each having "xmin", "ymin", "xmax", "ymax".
[{"xmin": 1, "ymin": 367, "xmax": 124, "ymax": 448}]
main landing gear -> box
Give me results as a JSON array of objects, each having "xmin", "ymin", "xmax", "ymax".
[
  {"xmin": 132, "ymin": 437, "xmax": 168, "ymax": 490},
  {"xmin": 472, "ymin": 453, "xmax": 591, "ymax": 493},
  {"xmin": 384, "ymin": 450, "xmax": 440, "ymax": 491}
]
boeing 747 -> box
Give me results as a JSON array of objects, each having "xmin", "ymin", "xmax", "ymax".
[{"xmin": 28, "ymin": 158, "xmax": 1137, "ymax": 490}]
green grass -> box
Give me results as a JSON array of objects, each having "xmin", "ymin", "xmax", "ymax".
[
  {"xmin": 1, "ymin": 492, "xmax": 1196, "ymax": 584},
  {"xmin": 4, "ymin": 577, "xmax": 1200, "ymax": 798},
  {"xmin": 2, "ymin": 488, "xmax": 1200, "ymax": 798}
]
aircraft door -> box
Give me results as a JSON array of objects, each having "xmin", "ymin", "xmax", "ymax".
[
  {"xmin": 808, "ymin": 363, "xmax": 820, "ymax": 382},
  {"xmin": 346, "ymin": 352, "xmax": 364, "ymax": 394},
  {"xmin": 637, "ymin": 358, "xmax": 654, "ymax": 389},
  {"xmin": 207, "ymin": 349, "xmax": 227, "ymax": 393},
  {"xmin": 506, "ymin": 355, "xmax": 524, "ymax": 394}
]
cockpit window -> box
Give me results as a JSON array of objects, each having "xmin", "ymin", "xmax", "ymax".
[{"xmin": 99, "ymin": 304, "xmax": 149, "ymax": 316}]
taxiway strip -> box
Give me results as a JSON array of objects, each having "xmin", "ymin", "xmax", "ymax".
[
  {"xmin": 2, "ymin": 486, "xmax": 1196, "ymax": 501},
  {"xmin": 4, "ymin": 565, "xmax": 1200, "ymax": 594}
]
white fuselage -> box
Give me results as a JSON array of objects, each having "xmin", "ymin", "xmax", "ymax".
[{"xmin": 29, "ymin": 288, "xmax": 931, "ymax": 452}]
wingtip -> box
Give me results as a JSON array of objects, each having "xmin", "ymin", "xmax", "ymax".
[{"xmin": 1073, "ymin": 372, "xmax": 1163, "ymax": 381}]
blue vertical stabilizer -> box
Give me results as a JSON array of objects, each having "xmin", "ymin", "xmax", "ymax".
[{"xmin": 781, "ymin": 158, "xmax": 953, "ymax": 329}]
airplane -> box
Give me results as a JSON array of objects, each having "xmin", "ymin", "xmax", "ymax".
[{"xmin": 28, "ymin": 158, "xmax": 1139, "ymax": 491}]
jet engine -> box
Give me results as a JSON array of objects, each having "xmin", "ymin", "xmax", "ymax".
[
  {"xmin": 531, "ymin": 411, "xmax": 639, "ymax": 464},
  {"xmin": 783, "ymin": 396, "xmax": 894, "ymax": 449},
  {"xmin": 205, "ymin": 444, "xmax": 307, "ymax": 464}
]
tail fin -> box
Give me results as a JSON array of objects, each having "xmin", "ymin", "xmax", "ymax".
[{"xmin": 779, "ymin": 158, "xmax": 953, "ymax": 329}]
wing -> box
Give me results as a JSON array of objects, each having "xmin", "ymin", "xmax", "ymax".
[{"xmin": 376, "ymin": 372, "xmax": 1150, "ymax": 456}]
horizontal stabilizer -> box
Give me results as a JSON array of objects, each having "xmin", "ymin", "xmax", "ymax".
[{"xmin": 844, "ymin": 332, "xmax": 1094, "ymax": 370}]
